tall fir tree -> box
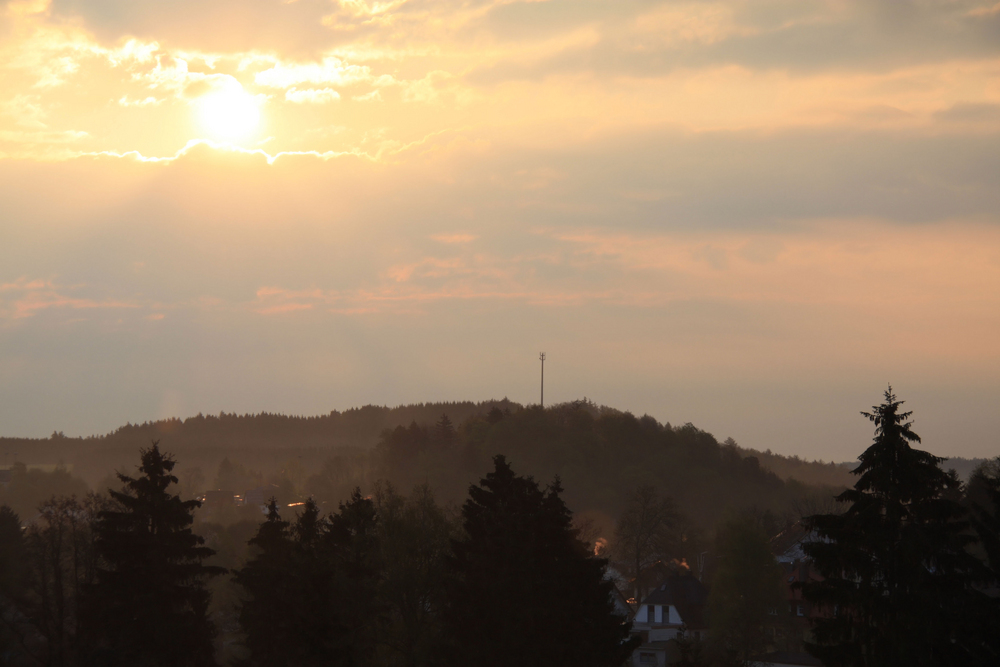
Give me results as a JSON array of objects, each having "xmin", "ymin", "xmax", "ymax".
[
  {"xmin": 324, "ymin": 490, "xmax": 382, "ymax": 667},
  {"xmin": 82, "ymin": 443, "xmax": 223, "ymax": 667},
  {"xmin": 0, "ymin": 505, "xmax": 26, "ymax": 600},
  {"xmin": 235, "ymin": 493, "xmax": 381, "ymax": 667},
  {"xmin": 0, "ymin": 505, "xmax": 29, "ymax": 663},
  {"xmin": 801, "ymin": 388, "xmax": 994, "ymax": 667},
  {"xmin": 233, "ymin": 499, "xmax": 294, "ymax": 667},
  {"xmin": 442, "ymin": 455, "xmax": 638, "ymax": 667}
]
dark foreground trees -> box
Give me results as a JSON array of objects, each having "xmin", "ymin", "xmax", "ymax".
[
  {"xmin": 801, "ymin": 388, "xmax": 996, "ymax": 667},
  {"xmin": 441, "ymin": 455, "xmax": 638, "ymax": 667},
  {"xmin": 707, "ymin": 514, "xmax": 784, "ymax": 666},
  {"xmin": 82, "ymin": 442, "xmax": 224, "ymax": 667},
  {"xmin": 372, "ymin": 483, "xmax": 455, "ymax": 667},
  {"xmin": 235, "ymin": 493, "xmax": 381, "ymax": 667}
]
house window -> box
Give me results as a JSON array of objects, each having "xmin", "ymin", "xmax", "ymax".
[
  {"xmin": 768, "ymin": 606, "xmax": 778, "ymax": 615},
  {"xmin": 639, "ymin": 652, "xmax": 657, "ymax": 664},
  {"xmin": 647, "ymin": 604, "xmax": 655, "ymax": 623},
  {"xmin": 797, "ymin": 604, "xmax": 806, "ymax": 617}
]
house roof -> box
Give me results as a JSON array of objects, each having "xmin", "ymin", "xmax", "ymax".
[
  {"xmin": 638, "ymin": 573, "xmax": 708, "ymax": 629},
  {"xmin": 770, "ymin": 522, "xmax": 826, "ymax": 564}
]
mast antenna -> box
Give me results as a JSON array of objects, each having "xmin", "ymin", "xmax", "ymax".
[{"xmin": 539, "ymin": 352, "xmax": 546, "ymax": 408}]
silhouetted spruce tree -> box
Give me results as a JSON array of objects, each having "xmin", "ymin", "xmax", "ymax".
[
  {"xmin": 0, "ymin": 505, "xmax": 26, "ymax": 600},
  {"xmin": 233, "ymin": 499, "xmax": 294, "ymax": 667},
  {"xmin": 434, "ymin": 414, "xmax": 455, "ymax": 447},
  {"xmin": 442, "ymin": 455, "xmax": 638, "ymax": 667},
  {"xmin": 372, "ymin": 483, "xmax": 455, "ymax": 667},
  {"xmin": 236, "ymin": 493, "xmax": 381, "ymax": 667},
  {"xmin": 801, "ymin": 388, "xmax": 994, "ymax": 667},
  {"xmin": 324, "ymin": 490, "xmax": 381, "ymax": 667},
  {"xmin": 286, "ymin": 498, "xmax": 341, "ymax": 667},
  {"xmin": 82, "ymin": 443, "xmax": 223, "ymax": 667},
  {"xmin": 0, "ymin": 505, "xmax": 29, "ymax": 662}
]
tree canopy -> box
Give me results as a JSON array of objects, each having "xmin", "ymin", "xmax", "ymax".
[
  {"xmin": 83, "ymin": 442, "xmax": 224, "ymax": 667},
  {"xmin": 706, "ymin": 514, "xmax": 784, "ymax": 666},
  {"xmin": 442, "ymin": 455, "xmax": 638, "ymax": 667},
  {"xmin": 801, "ymin": 388, "xmax": 995, "ymax": 666}
]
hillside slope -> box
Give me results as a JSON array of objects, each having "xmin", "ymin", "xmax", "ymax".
[{"xmin": 2, "ymin": 399, "xmax": 851, "ymax": 541}]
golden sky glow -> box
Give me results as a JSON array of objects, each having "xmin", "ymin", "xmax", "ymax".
[{"xmin": 1, "ymin": 0, "xmax": 999, "ymax": 458}]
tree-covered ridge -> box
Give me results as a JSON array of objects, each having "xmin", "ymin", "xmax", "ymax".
[
  {"xmin": 3, "ymin": 399, "xmax": 848, "ymax": 538},
  {"xmin": 372, "ymin": 402, "xmax": 841, "ymax": 534},
  {"xmin": 2, "ymin": 399, "xmax": 521, "ymax": 454}
]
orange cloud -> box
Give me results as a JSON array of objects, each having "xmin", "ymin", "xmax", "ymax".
[{"xmin": 0, "ymin": 280, "xmax": 138, "ymax": 320}]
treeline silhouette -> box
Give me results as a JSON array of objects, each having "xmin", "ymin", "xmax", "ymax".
[
  {"xmin": 0, "ymin": 400, "xmax": 520, "ymax": 485},
  {"xmin": 0, "ymin": 445, "xmax": 635, "ymax": 667},
  {"xmin": 2, "ymin": 400, "xmax": 847, "ymax": 535}
]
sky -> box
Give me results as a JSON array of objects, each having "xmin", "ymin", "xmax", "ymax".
[{"xmin": 1, "ymin": 0, "xmax": 998, "ymax": 461}]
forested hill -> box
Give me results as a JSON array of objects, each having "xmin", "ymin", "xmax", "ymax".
[
  {"xmin": 1, "ymin": 399, "xmax": 520, "ymax": 481},
  {"xmin": 2, "ymin": 399, "xmax": 854, "ymax": 536}
]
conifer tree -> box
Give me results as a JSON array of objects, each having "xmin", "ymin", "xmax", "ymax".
[
  {"xmin": 0, "ymin": 505, "xmax": 25, "ymax": 600},
  {"xmin": 324, "ymin": 490, "xmax": 381, "ymax": 666},
  {"xmin": 0, "ymin": 505, "xmax": 28, "ymax": 662},
  {"xmin": 235, "ymin": 493, "xmax": 381, "ymax": 667},
  {"xmin": 233, "ymin": 499, "xmax": 294, "ymax": 667},
  {"xmin": 707, "ymin": 514, "xmax": 783, "ymax": 666},
  {"xmin": 82, "ymin": 442, "xmax": 223, "ymax": 667},
  {"xmin": 434, "ymin": 414, "xmax": 455, "ymax": 447},
  {"xmin": 801, "ymin": 388, "xmax": 994, "ymax": 666},
  {"xmin": 442, "ymin": 455, "xmax": 638, "ymax": 667},
  {"xmin": 286, "ymin": 498, "xmax": 341, "ymax": 667},
  {"xmin": 373, "ymin": 483, "xmax": 455, "ymax": 667}
]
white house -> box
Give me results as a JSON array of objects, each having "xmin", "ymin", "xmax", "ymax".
[{"xmin": 628, "ymin": 572, "xmax": 708, "ymax": 667}]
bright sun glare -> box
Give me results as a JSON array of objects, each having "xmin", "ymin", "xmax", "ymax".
[{"xmin": 196, "ymin": 86, "xmax": 261, "ymax": 142}]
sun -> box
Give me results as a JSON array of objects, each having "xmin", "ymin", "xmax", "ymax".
[{"xmin": 196, "ymin": 85, "xmax": 261, "ymax": 142}]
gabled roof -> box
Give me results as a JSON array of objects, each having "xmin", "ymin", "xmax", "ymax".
[
  {"xmin": 770, "ymin": 522, "xmax": 825, "ymax": 564},
  {"xmin": 638, "ymin": 573, "xmax": 708, "ymax": 629}
]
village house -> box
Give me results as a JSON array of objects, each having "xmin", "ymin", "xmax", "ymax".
[{"xmin": 628, "ymin": 568, "xmax": 708, "ymax": 667}]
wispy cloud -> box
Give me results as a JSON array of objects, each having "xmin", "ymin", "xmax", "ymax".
[{"xmin": 0, "ymin": 278, "xmax": 139, "ymax": 321}]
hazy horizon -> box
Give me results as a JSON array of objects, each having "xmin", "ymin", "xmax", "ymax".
[
  {"xmin": 2, "ymin": 1, "xmax": 998, "ymax": 461},
  {"xmin": 1, "ymin": 387, "xmax": 994, "ymax": 464}
]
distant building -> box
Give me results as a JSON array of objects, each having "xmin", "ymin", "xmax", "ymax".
[
  {"xmin": 768, "ymin": 523, "xmax": 826, "ymax": 662},
  {"xmin": 628, "ymin": 570, "xmax": 708, "ymax": 667},
  {"xmin": 0, "ymin": 469, "xmax": 11, "ymax": 488},
  {"xmin": 201, "ymin": 489, "xmax": 236, "ymax": 509},
  {"xmin": 242, "ymin": 484, "xmax": 281, "ymax": 508}
]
